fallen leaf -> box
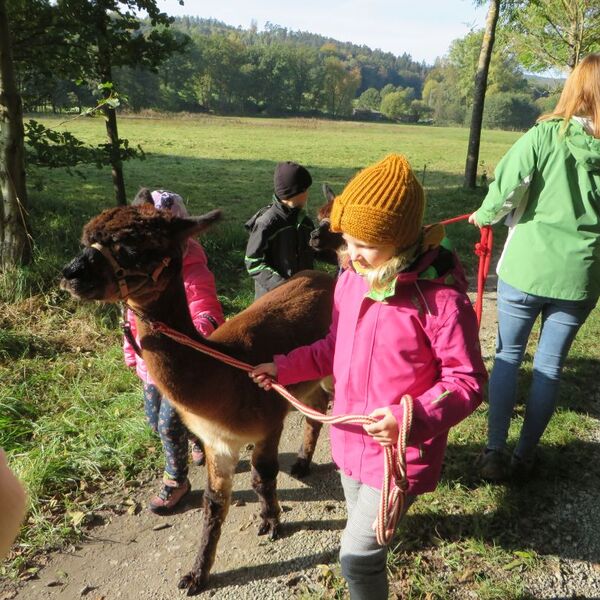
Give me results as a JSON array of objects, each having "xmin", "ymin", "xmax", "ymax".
[
  {"xmin": 504, "ymin": 559, "xmax": 522, "ymax": 571},
  {"xmin": 69, "ymin": 511, "xmax": 86, "ymax": 527},
  {"xmin": 316, "ymin": 564, "xmax": 333, "ymax": 580}
]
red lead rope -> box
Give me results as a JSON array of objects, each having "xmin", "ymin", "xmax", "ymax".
[
  {"xmin": 439, "ymin": 214, "xmax": 494, "ymax": 329},
  {"xmin": 130, "ymin": 216, "xmax": 492, "ymax": 546}
]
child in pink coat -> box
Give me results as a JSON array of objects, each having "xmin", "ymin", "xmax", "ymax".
[
  {"xmin": 125, "ymin": 189, "xmax": 224, "ymax": 513},
  {"xmin": 251, "ymin": 155, "xmax": 486, "ymax": 599}
]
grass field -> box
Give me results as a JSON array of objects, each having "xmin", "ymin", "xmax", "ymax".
[{"xmin": 1, "ymin": 114, "xmax": 599, "ymax": 598}]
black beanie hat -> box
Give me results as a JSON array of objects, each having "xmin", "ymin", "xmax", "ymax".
[{"xmin": 273, "ymin": 162, "xmax": 312, "ymax": 200}]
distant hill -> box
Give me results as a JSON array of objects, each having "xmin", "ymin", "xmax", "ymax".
[
  {"xmin": 170, "ymin": 16, "xmax": 430, "ymax": 96},
  {"xmin": 525, "ymin": 73, "xmax": 565, "ymax": 89}
]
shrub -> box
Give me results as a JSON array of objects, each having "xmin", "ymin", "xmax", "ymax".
[{"xmin": 482, "ymin": 92, "xmax": 540, "ymax": 130}]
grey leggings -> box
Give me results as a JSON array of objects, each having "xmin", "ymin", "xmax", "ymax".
[{"xmin": 339, "ymin": 473, "xmax": 415, "ymax": 600}]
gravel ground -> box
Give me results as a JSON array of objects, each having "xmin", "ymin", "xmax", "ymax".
[
  {"xmin": 522, "ymin": 417, "xmax": 600, "ymax": 600},
  {"xmin": 3, "ymin": 413, "xmax": 346, "ymax": 600}
]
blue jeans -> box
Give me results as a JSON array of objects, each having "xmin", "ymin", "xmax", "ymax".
[{"xmin": 487, "ymin": 279, "xmax": 597, "ymax": 459}]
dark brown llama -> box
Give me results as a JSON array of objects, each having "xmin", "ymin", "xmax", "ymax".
[
  {"xmin": 60, "ymin": 204, "xmax": 334, "ymax": 595},
  {"xmin": 309, "ymin": 183, "xmax": 345, "ymax": 260}
]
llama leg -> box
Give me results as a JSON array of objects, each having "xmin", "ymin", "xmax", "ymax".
[
  {"xmin": 291, "ymin": 416, "xmax": 324, "ymax": 478},
  {"xmin": 251, "ymin": 428, "xmax": 283, "ymax": 540},
  {"xmin": 178, "ymin": 444, "xmax": 239, "ymax": 596},
  {"xmin": 291, "ymin": 380, "xmax": 331, "ymax": 478}
]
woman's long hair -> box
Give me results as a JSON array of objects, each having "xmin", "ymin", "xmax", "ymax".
[{"xmin": 538, "ymin": 53, "xmax": 600, "ymax": 138}]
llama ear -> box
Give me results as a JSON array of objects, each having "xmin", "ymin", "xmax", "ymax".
[
  {"xmin": 322, "ymin": 183, "xmax": 336, "ymax": 203},
  {"xmin": 133, "ymin": 187, "xmax": 154, "ymax": 206},
  {"xmin": 173, "ymin": 209, "xmax": 223, "ymax": 240}
]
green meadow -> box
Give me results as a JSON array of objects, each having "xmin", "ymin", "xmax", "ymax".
[{"xmin": 1, "ymin": 114, "xmax": 598, "ymax": 598}]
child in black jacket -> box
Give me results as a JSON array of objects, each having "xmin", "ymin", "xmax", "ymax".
[{"xmin": 245, "ymin": 161, "xmax": 315, "ymax": 299}]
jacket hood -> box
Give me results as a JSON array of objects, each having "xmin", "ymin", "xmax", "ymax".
[
  {"xmin": 398, "ymin": 242, "xmax": 469, "ymax": 293},
  {"xmin": 566, "ymin": 119, "xmax": 600, "ymax": 172}
]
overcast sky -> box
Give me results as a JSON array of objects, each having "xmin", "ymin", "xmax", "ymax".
[{"xmin": 156, "ymin": 0, "xmax": 488, "ymax": 64}]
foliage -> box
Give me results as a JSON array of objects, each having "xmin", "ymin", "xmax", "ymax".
[
  {"xmin": 322, "ymin": 57, "xmax": 361, "ymax": 116},
  {"xmin": 499, "ymin": 0, "xmax": 600, "ymax": 71},
  {"xmin": 422, "ymin": 30, "xmax": 531, "ymax": 126},
  {"xmin": 534, "ymin": 93, "xmax": 560, "ymax": 115},
  {"xmin": 380, "ymin": 83, "xmax": 397, "ymax": 98},
  {"xmin": 9, "ymin": 11, "xmax": 429, "ymax": 119},
  {"xmin": 482, "ymin": 92, "xmax": 540, "ymax": 130},
  {"xmin": 24, "ymin": 119, "xmax": 144, "ymax": 173},
  {"xmin": 380, "ymin": 88, "xmax": 416, "ymax": 121},
  {"xmin": 409, "ymin": 99, "xmax": 434, "ymax": 123},
  {"xmin": 355, "ymin": 87, "xmax": 381, "ymax": 111}
]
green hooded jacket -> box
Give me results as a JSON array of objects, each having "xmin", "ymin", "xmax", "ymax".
[{"xmin": 475, "ymin": 118, "xmax": 600, "ymax": 301}]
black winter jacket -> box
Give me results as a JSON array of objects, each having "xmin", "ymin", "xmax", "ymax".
[{"xmin": 244, "ymin": 196, "xmax": 315, "ymax": 293}]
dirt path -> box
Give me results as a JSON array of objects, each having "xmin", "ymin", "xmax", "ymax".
[
  {"xmin": 5, "ymin": 414, "xmax": 344, "ymax": 600},
  {"xmin": 4, "ymin": 280, "xmax": 600, "ymax": 599}
]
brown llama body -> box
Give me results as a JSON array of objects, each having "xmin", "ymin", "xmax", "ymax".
[{"xmin": 60, "ymin": 205, "xmax": 334, "ymax": 595}]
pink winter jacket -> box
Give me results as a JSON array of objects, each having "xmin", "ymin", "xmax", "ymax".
[
  {"xmin": 274, "ymin": 247, "xmax": 487, "ymax": 495},
  {"xmin": 123, "ymin": 239, "xmax": 225, "ymax": 384}
]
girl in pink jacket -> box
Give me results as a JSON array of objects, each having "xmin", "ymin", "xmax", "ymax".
[
  {"xmin": 125, "ymin": 189, "xmax": 224, "ymax": 513},
  {"xmin": 251, "ymin": 155, "xmax": 486, "ymax": 599}
]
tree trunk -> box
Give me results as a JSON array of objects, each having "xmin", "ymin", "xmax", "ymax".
[
  {"xmin": 567, "ymin": 0, "xmax": 583, "ymax": 71},
  {"xmin": 464, "ymin": 0, "xmax": 500, "ymax": 190},
  {"xmin": 97, "ymin": 13, "xmax": 127, "ymax": 206},
  {"xmin": 104, "ymin": 104, "xmax": 127, "ymax": 206},
  {"xmin": 0, "ymin": 0, "xmax": 31, "ymax": 269}
]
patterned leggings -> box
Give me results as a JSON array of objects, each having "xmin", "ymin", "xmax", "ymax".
[{"xmin": 143, "ymin": 384, "xmax": 199, "ymax": 483}]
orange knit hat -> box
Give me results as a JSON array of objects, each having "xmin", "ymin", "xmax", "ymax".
[{"xmin": 330, "ymin": 154, "xmax": 425, "ymax": 250}]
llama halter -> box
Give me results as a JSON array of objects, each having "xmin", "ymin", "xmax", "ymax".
[{"xmin": 90, "ymin": 242, "xmax": 171, "ymax": 300}]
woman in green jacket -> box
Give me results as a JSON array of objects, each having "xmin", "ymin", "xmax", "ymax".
[{"xmin": 470, "ymin": 53, "xmax": 600, "ymax": 481}]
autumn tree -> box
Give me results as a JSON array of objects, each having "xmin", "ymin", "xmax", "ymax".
[
  {"xmin": 322, "ymin": 56, "xmax": 361, "ymax": 117},
  {"xmin": 54, "ymin": 0, "xmax": 185, "ymax": 204}
]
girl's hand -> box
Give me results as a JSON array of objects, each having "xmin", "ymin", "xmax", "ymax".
[
  {"xmin": 363, "ymin": 407, "xmax": 399, "ymax": 447},
  {"xmin": 468, "ymin": 212, "xmax": 481, "ymax": 228},
  {"xmin": 249, "ymin": 362, "xmax": 278, "ymax": 390}
]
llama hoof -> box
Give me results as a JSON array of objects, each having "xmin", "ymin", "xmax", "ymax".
[
  {"xmin": 258, "ymin": 519, "xmax": 281, "ymax": 540},
  {"xmin": 290, "ymin": 458, "xmax": 310, "ymax": 478},
  {"xmin": 178, "ymin": 572, "xmax": 207, "ymax": 596}
]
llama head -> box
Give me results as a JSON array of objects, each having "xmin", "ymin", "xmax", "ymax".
[
  {"xmin": 310, "ymin": 183, "xmax": 344, "ymax": 253},
  {"xmin": 60, "ymin": 205, "xmax": 222, "ymax": 304}
]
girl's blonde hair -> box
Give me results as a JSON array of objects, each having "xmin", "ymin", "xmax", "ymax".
[
  {"xmin": 338, "ymin": 241, "xmax": 419, "ymax": 293},
  {"xmin": 538, "ymin": 53, "xmax": 600, "ymax": 138}
]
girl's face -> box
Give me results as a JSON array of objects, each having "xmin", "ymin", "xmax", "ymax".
[{"xmin": 343, "ymin": 233, "xmax": 396, "ymax": 269}]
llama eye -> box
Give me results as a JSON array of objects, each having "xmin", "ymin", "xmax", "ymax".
[{"xmin": 115, "ymin": 246, "xmax": 138, "ymax": 267}]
